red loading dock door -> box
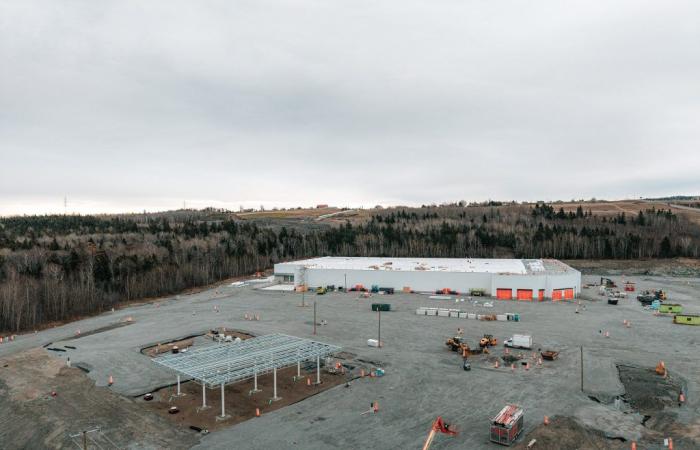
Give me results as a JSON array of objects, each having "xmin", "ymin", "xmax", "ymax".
[
  {"xmin": 517, "ymin": 289, "xmax": 533, "ymax": 301},
  {"xmin": 538, "ymin": 289, "xmax": 545, "ymax": 301},
  {"xmin": 564, "ymin": 288, "xmax": 575, "ymax": 300},
  {"xmin": 552, "ymin": 289, "xmax": 563, "ymax": 301},
  {"xmin": 496, "ymin": 289, "xmax": 513, "ymax": 300}
]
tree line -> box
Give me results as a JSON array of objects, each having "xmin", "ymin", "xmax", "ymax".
[{"xmin": 1, "ymin": 203, "xmax": 699, "ymax": 332}]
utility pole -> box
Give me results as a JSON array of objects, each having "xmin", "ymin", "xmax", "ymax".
[
  {"xmin": 82, "ymin": 431, "xmax": 87, "ymax": 450},
  {"xmin": 580, "ymin": 346, "xmax": 584, "ymax": 392},
  {"xmin": 344, "ymin": 273, "xmax": 347, "ymax": 291},
  {"xmin": 313, "ymin": 301, "xmax": 317, "ymax": 335},
  {"xmin": 378, "ymin": 309, "xmax": 382, "ymax": 348}
]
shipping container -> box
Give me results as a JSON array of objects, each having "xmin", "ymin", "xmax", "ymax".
[{"xmin": 490, "ymin": 404, "xmax": 524, "ymax": 446}]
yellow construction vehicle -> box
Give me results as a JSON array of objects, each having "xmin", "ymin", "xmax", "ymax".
[
  {"xmin": 479, "ymin": 334, "xmax": 498, "ymax": 348},
  {"xmin": 316, "ymin": 286, "xmax": 326, "ymax": 295}
]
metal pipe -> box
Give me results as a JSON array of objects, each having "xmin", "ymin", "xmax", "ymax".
[
  {"xmin": 316, "ymin": 355, "xmax": 321, "ymax": 384},
  {"xmin": 177, "ymin": 374, "xmax": 181, "ymax": 396},
  {"xmin": 220, "ymin": 383, "xmax": 225, "ymax": 417},
  {"xmin": 254, "ymin": 370, "xmax": 258, "ymax": 391},
  {"xmin": 273, "ymin": 366, "xmax": 278, "ymax": 399},
  {"xmin": 202, "ymin": 382, "xmax": 206, "ymax": 408}
]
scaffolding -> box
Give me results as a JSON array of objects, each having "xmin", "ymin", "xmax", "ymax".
[{"xmin": 153, "ymin": 333, "xmax": 341, "ymax": 418}]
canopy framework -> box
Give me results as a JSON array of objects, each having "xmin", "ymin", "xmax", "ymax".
[{"xmin": 153, "ymin": 333, "xmax": 341, "ymax": 388}]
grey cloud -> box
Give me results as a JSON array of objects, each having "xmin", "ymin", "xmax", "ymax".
[{"xmin": 1, "ymin": 0, "xmax": 699, "ymax": 215}]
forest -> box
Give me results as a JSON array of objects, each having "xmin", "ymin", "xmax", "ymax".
[{"xmin": 1, "ymin": 202, "xmax": 699, "ymax": 332}]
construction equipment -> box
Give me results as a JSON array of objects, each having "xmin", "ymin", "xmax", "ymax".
[
  {"xmin": 638, "ymin": 290, "xmax": 666, "ymax": 304},
  {"xmin": 446, "ymin": 336, "xmax": 468, "ymax": 353},
  {"xmin": 479, "ymin": 334, "xmax": 498, "ymax": 348},
  {"xmin": 624, "ymin": 282, "xmax": 636, "ymax": 292},
  {"xmin": 445, "ymin": 337, "xmax": 489, "ymax": 357},
  {"xmin": 601, "ymin": 277, "xmax": 617, "ymax": 288},
  {"xmin": 316, "ymin": 287, "xmax": 326, "ymax": 295},
  {"xmin": 422, "ymin": 416, "xmax": 457, "ymax": 450},
  {"xmin": 490, "ymin": 404, "xmax": 524, "ymax": 446},
  {"xmin": 607, "ymin": 297, "xmax": 618, "ymax": 305}
]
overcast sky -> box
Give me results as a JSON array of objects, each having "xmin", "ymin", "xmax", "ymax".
[{"xmin": 1, "ymin": 1, "xmax": 699, "ymax": 215}]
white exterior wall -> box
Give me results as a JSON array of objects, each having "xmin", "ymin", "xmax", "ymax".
[
  {"xmin": 274, "ymin": 260, "xmax": 581, "ymax": 298},
  {"xmin": 305, "ymin": 269, "xmax": 493, "ymax": 293}
]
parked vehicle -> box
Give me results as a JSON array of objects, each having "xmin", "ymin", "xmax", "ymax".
[{"xmin": 503, "ymin": 335, "xmax": 532, "ymax": 350}]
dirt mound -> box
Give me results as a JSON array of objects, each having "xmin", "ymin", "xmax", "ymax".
[
  {"xmin": 512, "ymin": 416, "xmax": 626, "ymax": 450},
  {"xmin": 617, "ymin": 365, "xmax": 682, "ymax": 413}
]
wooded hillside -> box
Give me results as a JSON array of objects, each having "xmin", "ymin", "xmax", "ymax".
[{"xmin": 2, "ymin": 202, "xmax": 699, "ymax": 332}]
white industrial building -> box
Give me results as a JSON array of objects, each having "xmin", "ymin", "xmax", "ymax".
[{"xmin": 274, "ymin": 257, "xmax": 581, "ymax": 300}]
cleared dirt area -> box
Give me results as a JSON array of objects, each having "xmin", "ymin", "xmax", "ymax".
[
  {"xmin": 0, "ymin": 348, "xmax": 197, "ymax": 449},
  {"xmin": 141, "ymin": 329, "xmax": 254, "ymax": 357},
  {"xmin": 142, "ymin": 366, "xmax": 350, "ymax": 432},
  {"xmin": 512, "ymin": 416, "xmax": 626, "ymax": 450},
  {"xmin": 555, "ymin": 200, "xmax": 700, "ymax": 225},
  {"xmin": 566, "ymin": 258, "xmax": 700, "ymax": 277}
]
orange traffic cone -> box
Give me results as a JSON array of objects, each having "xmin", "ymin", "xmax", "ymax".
[
  {"xmin": 372, "ymin": 401, "xmax": 379, "ymax": 413},
  {"xmin": 307, "ymin": 377, "xmax": 311, "ymax": 386},
  {"xmin": 525, "ymin": 362, "xmax": 530, "ymax": 371},
  {"xmin": 669, "ymin": 437, "xmax": 673, "ymax": 449},
  {"xmin": 511, "ymin": 363, "xmax": 515, "ymax": 372},
  {"xmin": 360, "ymin": 369, "xmax": 365, "ymax": 377},
  {"xmin": 680, "ymin": 392, "xmax": 685, "ymax": 404},
  {"xmin": 631, "ymin": 441, "xmax": 636, "ymax": 450},
  {"xmin": 255, "ymin": 408, "xmax": 261, "ymax": 417},
  {"xmin": 544, "ymin": 416, "xmax": 549, "ymax": 425},
  {"xmin": 494, "ymin": 360, "xmax": 500, "ymax": 368},
  {"xmin": 605, "ymin": 331, "xmax": 610, "ymax": 338},
  {"xmin": 108, "ymin": 375, "xmax": 114, "ymax": 386}
]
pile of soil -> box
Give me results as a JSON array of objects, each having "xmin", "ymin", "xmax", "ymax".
[
  {"xmin": 0, "ymin": 349, "xmax": 197, "ymax": 449},
  {"xmin": 512, "ymin": 416, "xmax": 626, "ymax": 450},
  {"xmin": 617, "ymin": 365, "xmax": 682, "ymax": 413},
  {"xmin": 142, "ymin": 329, "xmax": 254, "ymax": 357}
]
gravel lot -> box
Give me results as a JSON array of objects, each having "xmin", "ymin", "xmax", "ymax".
[{"xmin": 1, "ymin": 273, "xmax": 699, "ymax": 449}]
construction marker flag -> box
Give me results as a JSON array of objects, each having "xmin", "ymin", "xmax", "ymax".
[{"xmin": 433, "ymin": 417, "xmax": 457, "ymax": 435}]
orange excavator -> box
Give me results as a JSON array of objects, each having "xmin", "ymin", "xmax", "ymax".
[{"xmin": 422, "ymin": 416, "xmax": 457, "ymax": 450}]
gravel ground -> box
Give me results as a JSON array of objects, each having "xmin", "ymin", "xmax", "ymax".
[{"xmin": 0, "ymin": 273, "xmax": 699, "ymax": 449}]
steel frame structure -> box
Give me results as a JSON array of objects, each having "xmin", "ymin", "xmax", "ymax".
[{"xmin": 153, "ymin": 333, "xmax": 340, "ymax": 418}]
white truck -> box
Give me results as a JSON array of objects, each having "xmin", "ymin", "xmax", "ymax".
[{"xmin": 504, "ymin": 334, "xmax": 532, "ymax": 350}]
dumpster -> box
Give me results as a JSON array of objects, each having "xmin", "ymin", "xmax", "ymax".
[{"xmin": 659, "ymin": 304, "xmax": 683, "ymax": 314}]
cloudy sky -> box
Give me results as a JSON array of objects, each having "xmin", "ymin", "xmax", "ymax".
[{"xmin": 1, "ymin": 1, "xmax": 699, "ymax": 215}]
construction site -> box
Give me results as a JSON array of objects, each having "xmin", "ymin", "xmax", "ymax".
[{"xmin": 0, "ymin": 260, "xmax": 699, "ymax": 449}]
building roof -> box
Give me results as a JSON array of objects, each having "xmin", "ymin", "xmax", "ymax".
[{"xmin": 278, "ymin": 257, "xmax": 577, "ymax": 275}]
